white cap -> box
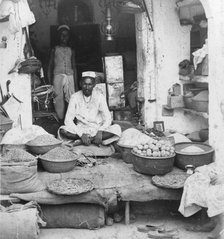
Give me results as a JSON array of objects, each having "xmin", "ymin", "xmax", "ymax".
[
  {"xmin": 57, "ymin": 25, "xmax": 70, "ymax": 31},
  {"xmin": 82, "ymin": 71, "xmax": 96, "ymax": 78}
]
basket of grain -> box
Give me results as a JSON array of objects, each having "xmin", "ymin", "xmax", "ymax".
[
  {"xmin": 39, "ymin": 147, "xmax": 78, "ymax": 173},
  {"xmin": 175, "ymin": 142, "xmax": 214, "ymax": 170},
  {"xmin": 26, "ymin": 134, "xmax": 62, "ymax": 155}
]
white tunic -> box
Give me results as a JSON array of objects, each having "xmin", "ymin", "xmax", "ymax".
[{"xmin": 63, "ymin": 89, "xmax": 112, "ymax": 137}]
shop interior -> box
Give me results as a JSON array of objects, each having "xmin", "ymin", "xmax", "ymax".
[
  {"xmin": 1, "ymin": 0, "xmax": 223, "ymax": 238},
  {"xmin": 29, "ymin": 0, "xmax": 141, "ymax": 133},
  {"xmin": 29, "ymin": 0, "xmax": 209, "ymax": 140}
]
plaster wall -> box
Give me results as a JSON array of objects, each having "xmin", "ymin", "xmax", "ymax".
[
  {"xmin": 0, "ymin": 22, "xmax": 32, "ymax": 128},
  {"xmin": 204, "ymin": 0, "xmax": 224, "ymax": 164},
  {"xmin": 138, "ymin": 0, "xmax": 208, "ymax": 134}
]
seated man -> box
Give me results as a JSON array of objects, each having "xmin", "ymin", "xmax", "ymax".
[
  {"xmin": 179, "ymin": 162, "xmax": 224, "ymax": 239},
  {"xmin": 58, "ymin": 71, "xmax": 121, "ymax": 146}
]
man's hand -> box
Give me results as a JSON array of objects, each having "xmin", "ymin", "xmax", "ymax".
[
  {"xmin": 81, "ymin": 134, "xmax": 91, "ymax": 146},
  {"xmin": 93, "ymin": 131, "xmax": 103, "ymax": 145}
]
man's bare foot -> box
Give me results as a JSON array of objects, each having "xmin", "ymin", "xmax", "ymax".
[
  {"xmin": 185, "ymin": 220, "xmax": 216, "ymax": 232},
  {"xmin": 207, "ymin": 225, "xmax": 222, "ymax": 239},
  {"xmin": 208, "ymin": 217, "xmax": 224, "ymax": 239}
]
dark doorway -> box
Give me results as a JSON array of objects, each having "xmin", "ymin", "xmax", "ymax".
[{"xmin": 50, "ymin": 24, "xmax": 103, "ymax": 86}]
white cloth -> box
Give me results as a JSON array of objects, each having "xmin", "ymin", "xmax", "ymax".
[
  {"xmin": 53, "ymin": 74, "xmax": 74, "ymax": 103},
  {"xmin": 0, "ymin": 0, "xmax": 14, "ymax": 19},
  {"xmin": 2, "ymin": 94, "xmax": 22, "ymax": 128},
  {"xmin": 57, "ymin": 24, "xmax": 70, "ymax": 31},
  {"xmin": 192, "ymin": 39, "xmax": 208, "ymax": 69},
  {"xmin": 179, "ymin": 163, "xmax": 224, "ymax": 218},
  {"xmin": 58, "ymin": 89, "xmax": 121, "ymax": 144},
  {"xmin": 0, "ymin": 0, "xmax": 35, "ymax": 33},
  {"xmin": 82, "ymin": 71, "xmax": 96, "ymax": 78},
  {"xmin": 1, "ymin": 125, "xmax": 49, "ymax": 145}
]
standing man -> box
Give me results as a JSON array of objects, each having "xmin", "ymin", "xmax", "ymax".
[
  {"xmin": 48, "ymin": 25, "xmax": 78, "ymax": 124},
  {"xmin": 58, "ymin": 71, "xmax": 121, "ymax": 146}
]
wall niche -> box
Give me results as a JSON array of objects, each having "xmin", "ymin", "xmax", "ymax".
[{"xmin": 58, "ymin": 0, "xmax": 93, "ymax": 25}]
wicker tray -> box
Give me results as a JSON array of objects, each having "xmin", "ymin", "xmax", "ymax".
[
  {"xmin": 47, "ymin": 178, "xmax": 94, "ymax": 195},
  {"xmin": 152, "ymin": 171, "xmax": 189, "ymax": 189}
]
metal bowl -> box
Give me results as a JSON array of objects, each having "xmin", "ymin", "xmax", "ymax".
[
  {"xmin": 131, "ymin": 151, "xmax": 175, "ymax": 175},
  {"xmin": 39, "ymin": 157, "xmax": 77, "ymax": 173},
  {"xmin": 192, "ymin": 99, "xmax": 208, "ymax": 112},
  {"xmin": 175, "ymin": 142, "xmax": 214, "ymax": 170},
  {"xmin": 117, "ymin": 143, "xmax": 135, "ymax": 164},
  {"xmin": 26, "ymin": 142, "xmax": 62, "ymax": 155}
]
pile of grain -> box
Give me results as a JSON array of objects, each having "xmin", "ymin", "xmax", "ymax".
[
  {"xmin": 118, "ymin": 128, "xmax": 152, "ymax": 147},
  {"xmin": 193, "ymin": 90, "xmax": 208, "ymax": 102},
  {"xmin": 1, "ymin": 149, "xmax": 36, "ymax": 163},
  {"xmin": 27, "ymin": 134, "xmax": 61, "ymax": 146},
  {"xmin": 41, "ymin": 147, "xmax": 77, "ymax": 161},
  {"xmin": 181, "ymin": 145, "xmax": 205, "ymax": 153}
]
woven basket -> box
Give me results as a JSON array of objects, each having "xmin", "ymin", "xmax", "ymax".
[
  {"xmin": 19, "ymin": 59, "xmax": 41, "ymax": 74},
  {"xmin": 47, "ymin": 178, "xmax": 94, "ymax": 195},
  {"xmin": 32, "ymin": 85, "xmax": 55, "ymax": 111},
  {"xmin": 152, "ymin": 172, "xmax": 189, "ymax": 189}
]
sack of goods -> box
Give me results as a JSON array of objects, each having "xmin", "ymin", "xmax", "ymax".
[
  {"xmin": 0, "ymin": 149, "xmax": 45, "ymax": 194},
  {"xmin": 0, "ymin": 201, "xmax": 46, "ymax": 239}
]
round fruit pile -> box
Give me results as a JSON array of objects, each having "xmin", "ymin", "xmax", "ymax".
[{"xmin": 132, "ymin": 138, "xmax": 175, "ymax": 157}]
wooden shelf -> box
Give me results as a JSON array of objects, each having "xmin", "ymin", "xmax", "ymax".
[
  {"xmin": 179, "ymin": 74, "xmax": 208, "ymax": 83},
  {"xmin": 183, "ymin": 108, "xmax": 209, "ymax": 119}
]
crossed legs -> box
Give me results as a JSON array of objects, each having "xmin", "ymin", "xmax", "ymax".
[{"xmin": 60, "ymin": 128, "xmax": 114, "ymax": 145}]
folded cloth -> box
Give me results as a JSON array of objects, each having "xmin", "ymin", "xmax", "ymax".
[
  {"xmin": 54, "ymin": 74, "xmax": 75, "ymax": 103},
  {"xmin": 0, "ymin": 0, "xmax": 35, "ymax": 33},
  {"xmin": 179, "ymin": 163, "xmax": 224, "ymax": 218},
  {"xmin": 192, "ymin": 40, "xmax": 208, "ymax": 69}
]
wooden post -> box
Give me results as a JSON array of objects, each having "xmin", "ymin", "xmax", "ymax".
[
  {"xmin": 125, "ymin": 201, "xmax": 130, "ymax": 225},
  {"xmin": 135, "ymin": 0, "xmax": 157, "ymax": 128}
]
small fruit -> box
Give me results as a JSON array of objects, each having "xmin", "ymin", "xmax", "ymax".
[
  {"xmin": 152, "ymin": 151, "xmax": 158, "ymax": 157},
  {"xmin": 136, "ymin": 150, "xmax": 142, "ymax": 155},
  {"xmin": 146, "ymin": 149, "xmax": 152, "ymax": 156},
  {"xmin": 161, "ymin": 150, "xmax": 166, "ymax": 157},
  {"xmin": 138, "ymin": 144, "xmax": 143, "ymax": 150}
]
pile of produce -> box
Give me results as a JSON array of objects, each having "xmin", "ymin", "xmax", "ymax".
[
  {"xmin": 0, "ymin": 149, "xmax": 36, "ymax": 163},
  {"xmin": 132, "ymin": 138, "xmax": 175, "ymax": 157},
  {"xmin": 41, "ymin": 147, "xmax": 77, "ymax": 161},
  {"xmin": 144, "ymin": 128, "xmax": 165, "ymax": 139},
  {"xmin": 27, "ymin": 134, "xmax": 61, "ymax": 146},
  {"xmin": 118, "ymin": 128, "xmax": 152, "ymax": 147}
]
